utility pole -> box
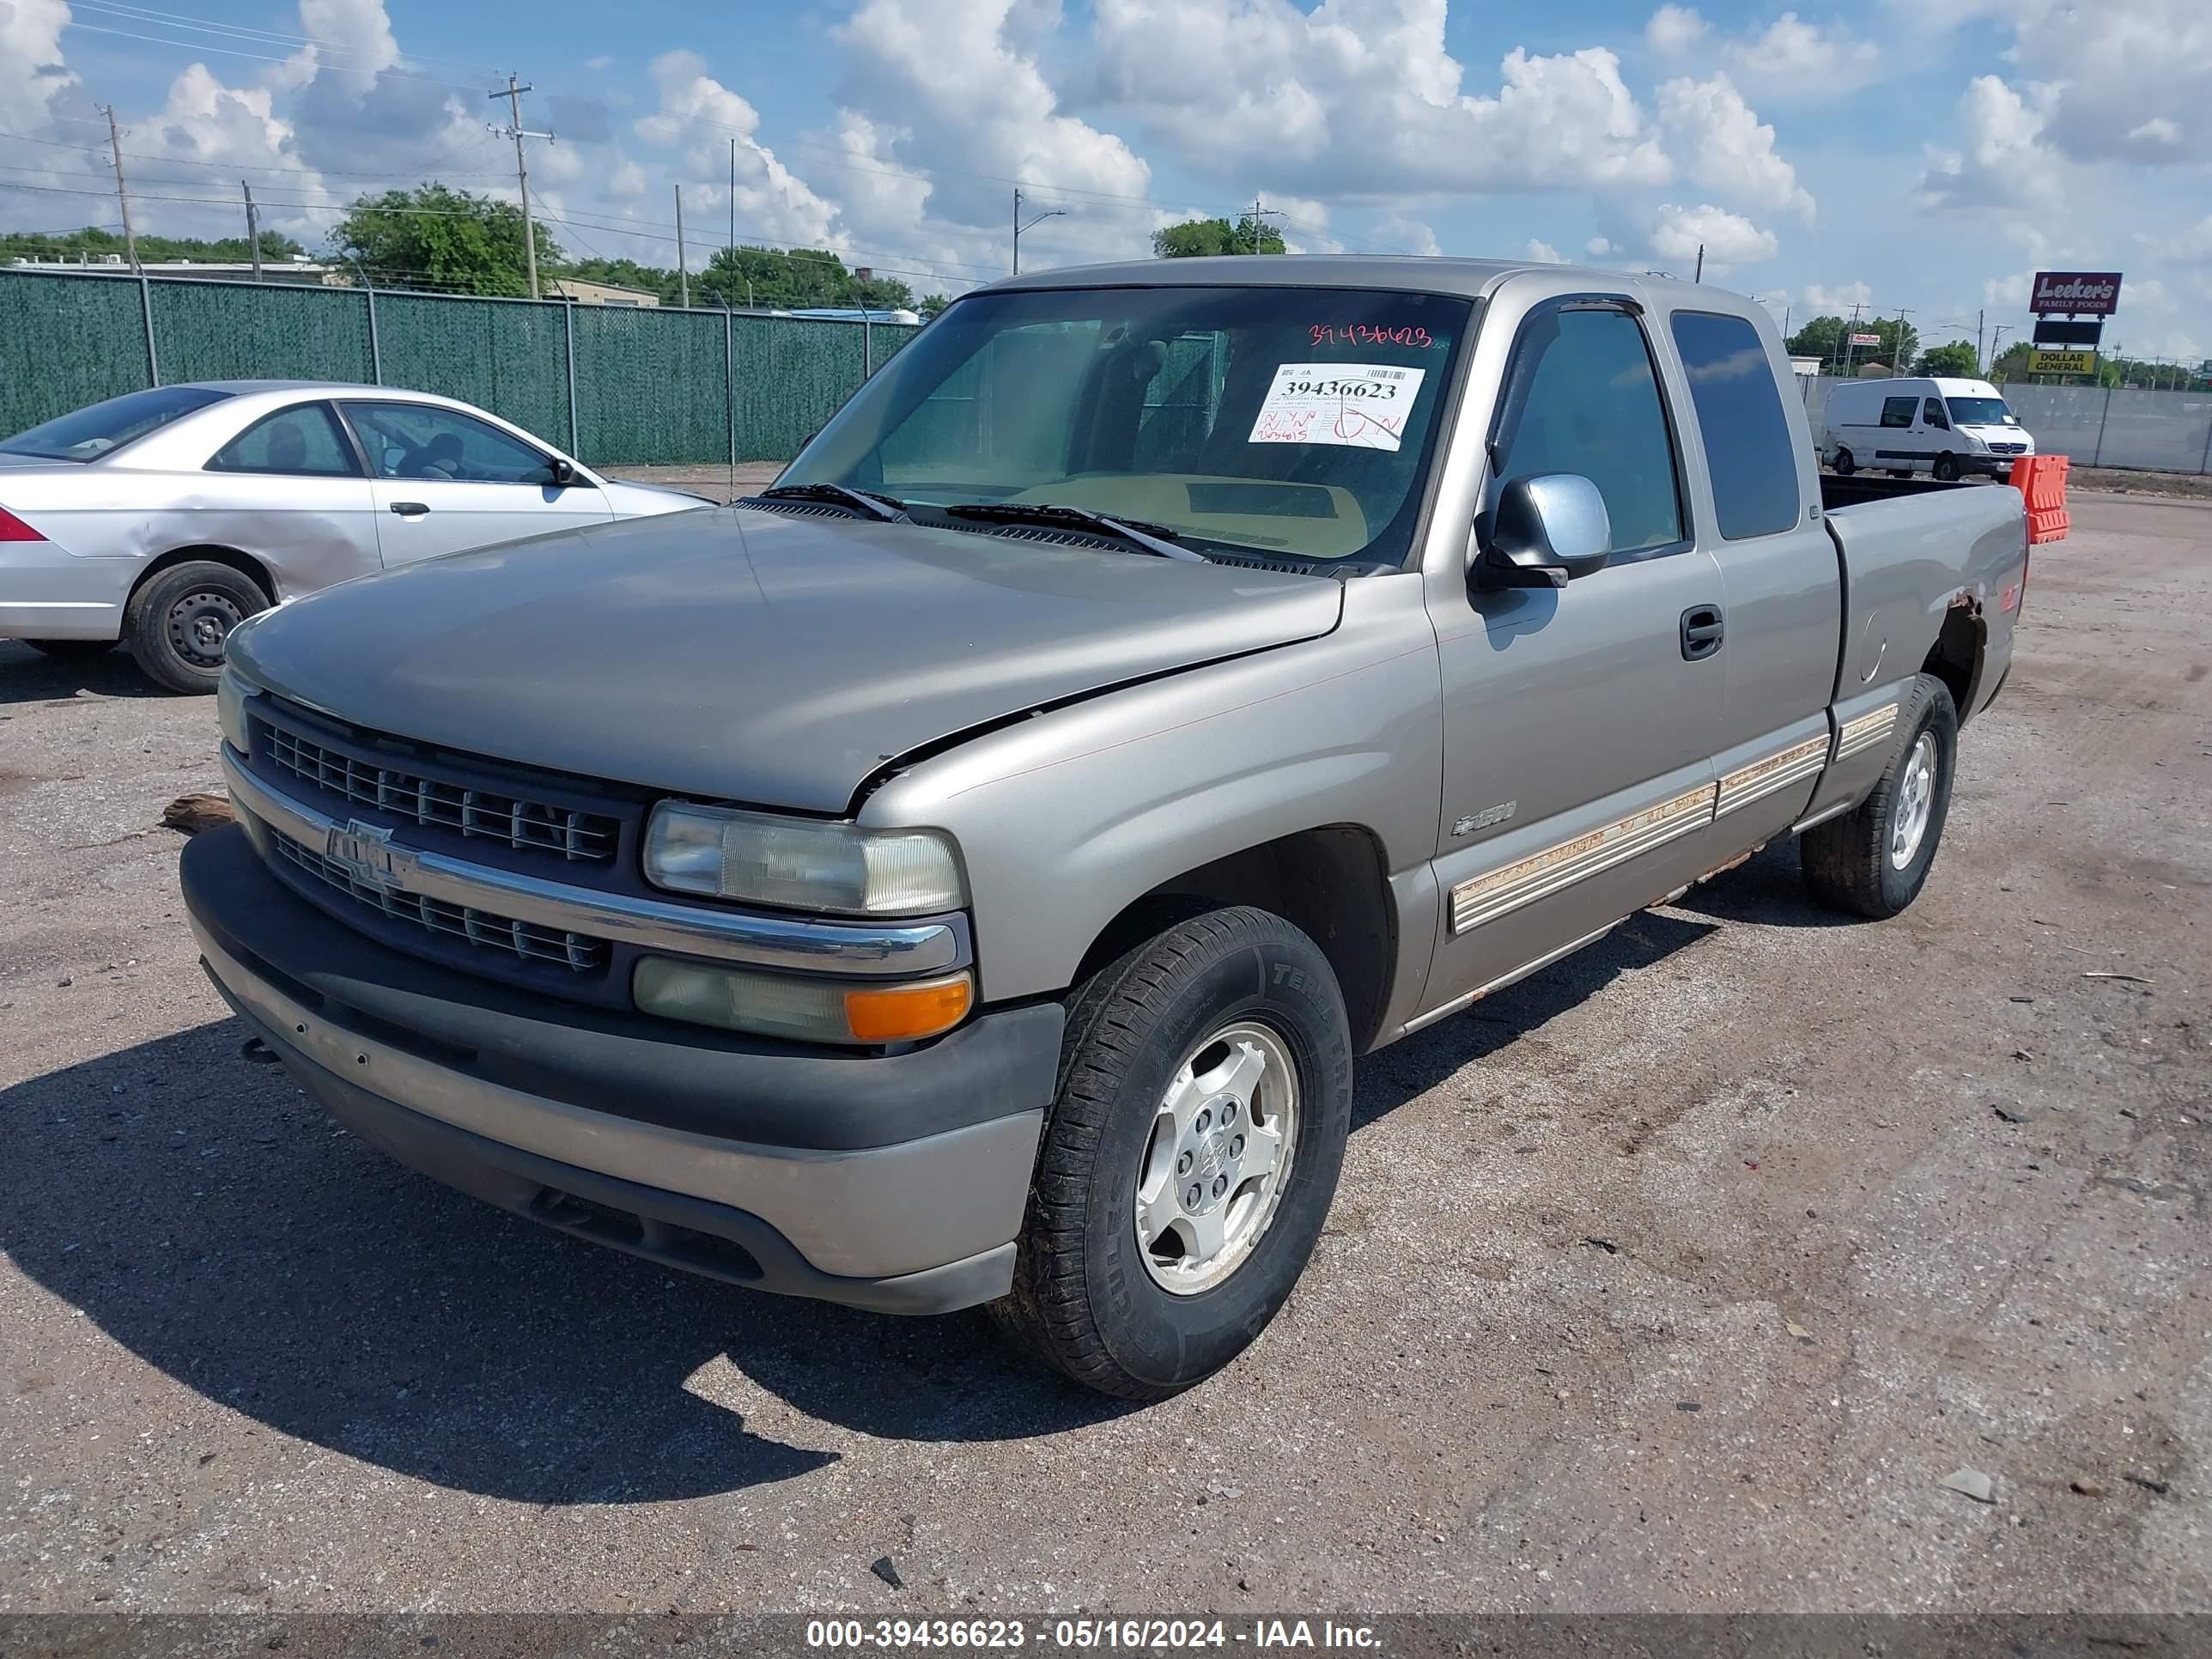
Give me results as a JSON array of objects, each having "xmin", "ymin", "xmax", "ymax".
[
  {"xmin": 1693, "ymin": 243, "xmax": 1705, "ymax": 283},
  {"xmin": 1012, "ymin": 186, "xmax": 1066, "ymax": 275},
  {"xmin": 487, "ymin": 75, "xmax": 551, "ymax": 300},
  {"xmin": 241, "ymin": 182, "xmax": 262, "ymax": 282},
  {"xmin": 673, "ymin": 185, "xmax": 688, "ymax": 307},
  {"xmin": 100, "ymin": 106, "xmax": 140, "ymax": 275},
  {"xmin": 1892, "ymin": 307, "xmax": 1913, "ymax": 373},
  {"xmin": 1974, "ymin": 307, "xmax": 1984, "ymax": 374},
  {"xmin": 1838, "ymin": 302, "xmax": 1865, "ymax": 376}
]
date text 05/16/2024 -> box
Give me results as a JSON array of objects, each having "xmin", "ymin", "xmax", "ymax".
[{"xmin": 804, "ymin": 1620, "xmax": 1383, "ymax": 1650}]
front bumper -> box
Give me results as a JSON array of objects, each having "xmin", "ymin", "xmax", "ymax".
[{"xmin": 180, "ymin": 824, "xmax": 1063, "ymax": 1314}]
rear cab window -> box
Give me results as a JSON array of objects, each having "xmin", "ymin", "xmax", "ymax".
[
  {"xmin": 207, "ymin": 403, "xmax": 362, "ymax": 477},
  {"xmin": 0, "ymin": 385, "xmax": 231, "ymax": 462},
  {"xmin": 1668, "ymin": 310, "xmax": 1802, "ymax": 540}
]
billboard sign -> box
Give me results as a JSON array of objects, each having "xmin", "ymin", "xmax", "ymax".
[
  {"xmin": 1848, "ymin": 331, "xmax": 1881, "ymax": 347},
  {"xmin": 2030, "ymin": 271, "xmax": 2123, "ymax": 316},
  {"xmin": 2028, "ymin": 349, "xmax": 2098, "ymax": 375}
]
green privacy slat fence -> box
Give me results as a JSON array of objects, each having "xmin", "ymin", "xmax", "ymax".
[
  {"xmin": 574, "ymin": 302, "xmax": 728, "ymax": 466},
  {"xmin": 373, "ymin": 292, "xmax": 575, "ymax": 454},
  {"xmin": 0, "ymin": 270, "xmax": 151, "ymax": 437},
  {"xmin": 0, "ymin": 268, "xmax": 919, "ymax": 466},
  {"xmin": 148, "ymin": 278, "xmax": 374, "ymax": 386}
]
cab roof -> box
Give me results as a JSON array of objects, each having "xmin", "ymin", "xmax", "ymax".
[{"xmin": 981, "ymin": 253, "xmax": 1740, "ymax": 311}]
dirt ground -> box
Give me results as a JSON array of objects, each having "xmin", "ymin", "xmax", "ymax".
[{"xmin": 1, "ymin": 496, "xmax": 2207, "ymax": 1615}]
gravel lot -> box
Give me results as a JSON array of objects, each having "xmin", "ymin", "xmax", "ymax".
[{"xmin": 2, "ymin": 494, "xmax": 2207, "ymax": 1615}]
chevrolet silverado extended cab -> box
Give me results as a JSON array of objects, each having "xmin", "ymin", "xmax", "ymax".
[{"xmin": 182, "ymin": 258, "xmax": 2029, "ymax": 1399}]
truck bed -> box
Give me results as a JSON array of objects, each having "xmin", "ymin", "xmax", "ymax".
[{"xmin": 1819, "ymin": 473, "xmax": 2006, "ymax": 511}]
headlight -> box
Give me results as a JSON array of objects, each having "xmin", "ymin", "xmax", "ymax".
[
  {"xmin": 633, "ymin": 958, "xmax": 973, "ymax": 1045},
  {"xmin": 643, "ymin": 801, "xmax": 965, "ymax": 916},
  {"xmin": 216, "ymin": 666, "xmax": 256, "ymax": 752}
]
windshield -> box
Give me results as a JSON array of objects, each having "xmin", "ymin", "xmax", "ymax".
[
  {"xmin": 1946, "ymin": 397, "xmax": 2016, "ymax": 427},
  {"xmin": 782, "ymin": 285, "xmax": 1474, "ymax": 565},
  {"xmin": 0, "ymin": 386, "xmax": 232, "ymax": 462}
]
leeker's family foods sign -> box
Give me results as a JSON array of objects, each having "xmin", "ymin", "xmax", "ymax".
[{"xmin": 2031, "ymin": 271, "xmax": 2124, "ymax": 316}]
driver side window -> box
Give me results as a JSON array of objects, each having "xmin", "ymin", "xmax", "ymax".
[
  {"xmin": 342, "ymin": 402, "xmax": 556, "ymax": 485},
  {"xmin": 1490, "ymin": 306, "xmax": 1684, "ymax": 556}
]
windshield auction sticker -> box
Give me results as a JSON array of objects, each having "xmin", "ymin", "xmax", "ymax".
[{"xmin": 1248, "ymin": 362, "xmax": 1428, "ymax": 452}]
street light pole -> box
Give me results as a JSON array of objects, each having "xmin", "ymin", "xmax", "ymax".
[{"xmin": 1012, "ymin": 187, "xmax": 1066, "ymax": 275}]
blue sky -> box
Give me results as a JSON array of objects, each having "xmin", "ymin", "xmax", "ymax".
[{"xmin": 5, "ymin": 0, "xmax": 2208, "ymax": 363}]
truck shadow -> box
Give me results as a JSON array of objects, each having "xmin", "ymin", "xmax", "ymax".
[
  {"xmin": 0, "ymin": 641, "xmax": 162, "ymax": 705},
  {"xmin": 3, "ymin": 909, "xmax": 1720, "ymax": 1506},
  {"xmin": 1669, "ymin": 838, "xmax": 1863, "ymax": 930}
]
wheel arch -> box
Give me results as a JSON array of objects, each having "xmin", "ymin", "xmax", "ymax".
[
  {"xmin": 1069, "ymin": 823, "xmax": 1399, "ymax": 1054},
  {"xmin": 1922, "ymin": 594, "xmax": 1986, "ymax": 725},
  {"xmin": 125, "ymin": 545, "xmax": 278, "ymax": 633}
]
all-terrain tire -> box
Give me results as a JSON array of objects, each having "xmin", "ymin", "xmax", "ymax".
[
  {"xmin": 989, "ymin": 905, "xmax": 1353, "ymax": 1400},
  {"xmin": 1802, "ymin": 673, "xmax": 1959, "ymax": 918}
]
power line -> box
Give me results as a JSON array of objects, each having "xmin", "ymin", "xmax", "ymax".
[{"xmin": 67, "ymin": 0, "xmax": 505, "ymax": 78}]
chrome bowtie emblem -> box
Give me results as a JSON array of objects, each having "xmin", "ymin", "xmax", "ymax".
[{"xmin": 325, "ymin": 819, "xmax": 410, "ymax": 889}]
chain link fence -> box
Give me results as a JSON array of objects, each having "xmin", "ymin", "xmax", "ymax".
[
  {"xmin": 1798, "ymin": 374, "xmax": 2212, "ymax": 474},
  {"xmin": 0, "ymin": 267, "xmax": 919, "ymax": 466}
]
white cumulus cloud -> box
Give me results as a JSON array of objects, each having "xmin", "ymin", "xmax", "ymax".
[
  {"xmin": 1648, "ymin": 203, "xmax": 1778, "ymax": 272},
  {"xmin": 1658, "ymin": 74, "xmax": 1814, "ymax": 217}
]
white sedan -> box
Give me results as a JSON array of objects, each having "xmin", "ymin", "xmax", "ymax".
[{"xmin": 0, "ymin": 381, "xmax": 708, "ymax": 692}]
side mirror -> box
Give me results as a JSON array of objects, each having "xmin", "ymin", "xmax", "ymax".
[
  {"xmin": 1474, "ymin": 474, "xmax": 1612, "ymax": 590},
  {"xmin": 547, "ymin": 457, "xmax": 578, "ymax": 488}
]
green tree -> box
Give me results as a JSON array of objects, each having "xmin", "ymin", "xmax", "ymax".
[
  {"xmin": 2, "ymin": 224, "xmax": 304, "ymax": 264},
  {"xmin": 1914, "ymin": 341, "xmax": 1981, "ymax": 377},
  {"xmin": 328, "ymin": 184, "xmax": 561, "ymax": 296},
  {"xmin": 562, "ymin": 255, "xmax": 684, "ymax": 304},
  {"xmin": 917, "ymin": 293, "xmax": 952, "ymax": 319},
  {"xmin": 695, "ymin": 245, "xmax": 915, "ymax": 310},
  {"xmin": 1988, "ymin": 341, "xmax": 2034, "ymax": 383},
  {"xmin": 1786, "ymin": 314, "xmax": 1846, "ymax": 362},
  {"xmin": 1152, "ymin": 214, "xmax": 1286, "ymax": 258}
]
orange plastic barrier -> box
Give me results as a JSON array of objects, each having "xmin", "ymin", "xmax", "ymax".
[{"xmin": 2009, "ymin": 454, "xmax": 2069, "ymax": 544}]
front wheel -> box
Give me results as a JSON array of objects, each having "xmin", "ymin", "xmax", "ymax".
[
  {"xmin": 1833, "ymin": 448, "xmax": 1856, "ymax": 477},
  {"xmin": 1933, "ymin": 453, "xmax": 1960, "ymax": 482},
  {"xmin": 990, "ymin": 905, "xmax": 1353, "ymax": 1400},
  {"xmin": 124, "ymin": 561, "xmax": 268, "ymax": 695},
  {"xmin": 1801, "ymin": 674, "xmax": 1959, "ymax": 918}
]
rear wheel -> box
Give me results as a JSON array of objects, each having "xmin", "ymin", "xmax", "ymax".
[
  {"xmin": 1933, "ymin": 453, "xmax": 1960, "ymax": 482},
  {"xmin": 22, "ymin": 638, "xmax": 114, "ymax": 660},
  {"xmin": 990, "ymin": 905, "xmax": 1353, "ymax": 1400},
  {"xmin": 1833, "ymin": 448, "xmax": 1856, "ymax": 477},
  {"xmin": 124, "ymin": 561, "xmax": 267, "ymax": 695},
  {"xmin": 1801, "ymin": 674, "xmax": 1958, "ymax": 918}
]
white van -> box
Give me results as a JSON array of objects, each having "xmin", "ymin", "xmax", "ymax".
[{"xmin": 1820, "ymin": 377, "xmax": 2034, "ymax": 481}]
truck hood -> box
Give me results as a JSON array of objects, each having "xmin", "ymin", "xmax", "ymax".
[{"xmin": 229, "ymin": 505, "xmax": 1343, "ymax": 813}]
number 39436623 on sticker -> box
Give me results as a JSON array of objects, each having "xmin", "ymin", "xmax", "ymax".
[{"xmin": 1248, "ymin": 362, "xmax": 1428, "ymax": 452}]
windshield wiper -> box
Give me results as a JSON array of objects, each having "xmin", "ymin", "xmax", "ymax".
[
  {"xmin": 939, "ymin": 501, "xmax": 1208, "ymax": 562},
  {"xmin": 748, "ymin": 482, "xmax": 908, "ymax": 522}
]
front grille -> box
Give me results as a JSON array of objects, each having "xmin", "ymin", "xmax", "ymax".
[
  {"xmin": 1990, "ymin": 442, "xmax": 2027, "ymax": 454},
  {"xmin": 264, "ymin": 723, "xmax": 620, "ymax": 864},
  {"xmin": 272, "ymin": 832, "xmax": 609, "ymax": 973}
]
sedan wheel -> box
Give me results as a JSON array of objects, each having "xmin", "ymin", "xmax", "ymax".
[{"xmin": 124, "ymin": 560, "xmax": 269, "ymax": 695}]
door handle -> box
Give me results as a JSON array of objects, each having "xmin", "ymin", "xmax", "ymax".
[
  {"xmin": 1680, "ymin": 604, "xmax": 1724, "ymax": 661},
  {"xmin": 389, "ymin": 501, "xmax": 429, "ymax": 517}
]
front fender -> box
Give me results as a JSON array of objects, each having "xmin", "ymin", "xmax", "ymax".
[{"xmin": 860, "ymin": 574, "xmax": 1443, "ymax": 1006}]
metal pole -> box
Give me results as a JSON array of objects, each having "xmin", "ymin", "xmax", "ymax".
[
  {"xmin": 359, "ymin": 263, "xmax": 382, "ymax": 384},
  {"xmin": 728, "ymin": 137, "xmax": 736, "ymax": 276},
  {"xmin": 1693, "ymin": 243, "xmax": 1704, "ymax": 283},
  {"xmin": 674, "ymin": 185, "xmax": 688, "ymax": 308},
  {"xmin": 1012, "ymin": 186, "xmax": 1020, "ymax": 275},
  {"xmin": 138, "ymin": 273, "xmax": 159, "ymax": 387},
  {"xmin": 2091, "ymin": 381, "xmax": 2113, "ymax": 466},
  {"xmin": 102, "ymin": 106, "xmax": 140, "ymax": 275},
  {"xmin": 862, "ymin": 311, "xmax": 872, "ymax": 380},
  {"xmin": 724, "ymin": 304, "xmax": 736, "ymax": 497},
  {"xmin": 562, "ymin": 298, "xmax": 579, "ymax": 457},
  {"xmin": 242, "ymin": 182, "xmax": 262, "ymax": 282},
  {"xmin": 489, "ymin": 76, "xmax": 550, "ymax": 301},
  {"xmin": 2197, "ymin": 404, "xmax": 2212, "ymax": 477}
]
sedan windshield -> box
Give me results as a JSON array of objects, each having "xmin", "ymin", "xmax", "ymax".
[
  {"xmin": 0, "ymin": 386, "xmax": 232, "ymax": 462},
  {"xmin": 1946, "ymin": 397, "xmax": 2016, "ymax": 426},
  {"xmin": 781, "ymin": 285, "xmax": 1475, "ymax": 566}
]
